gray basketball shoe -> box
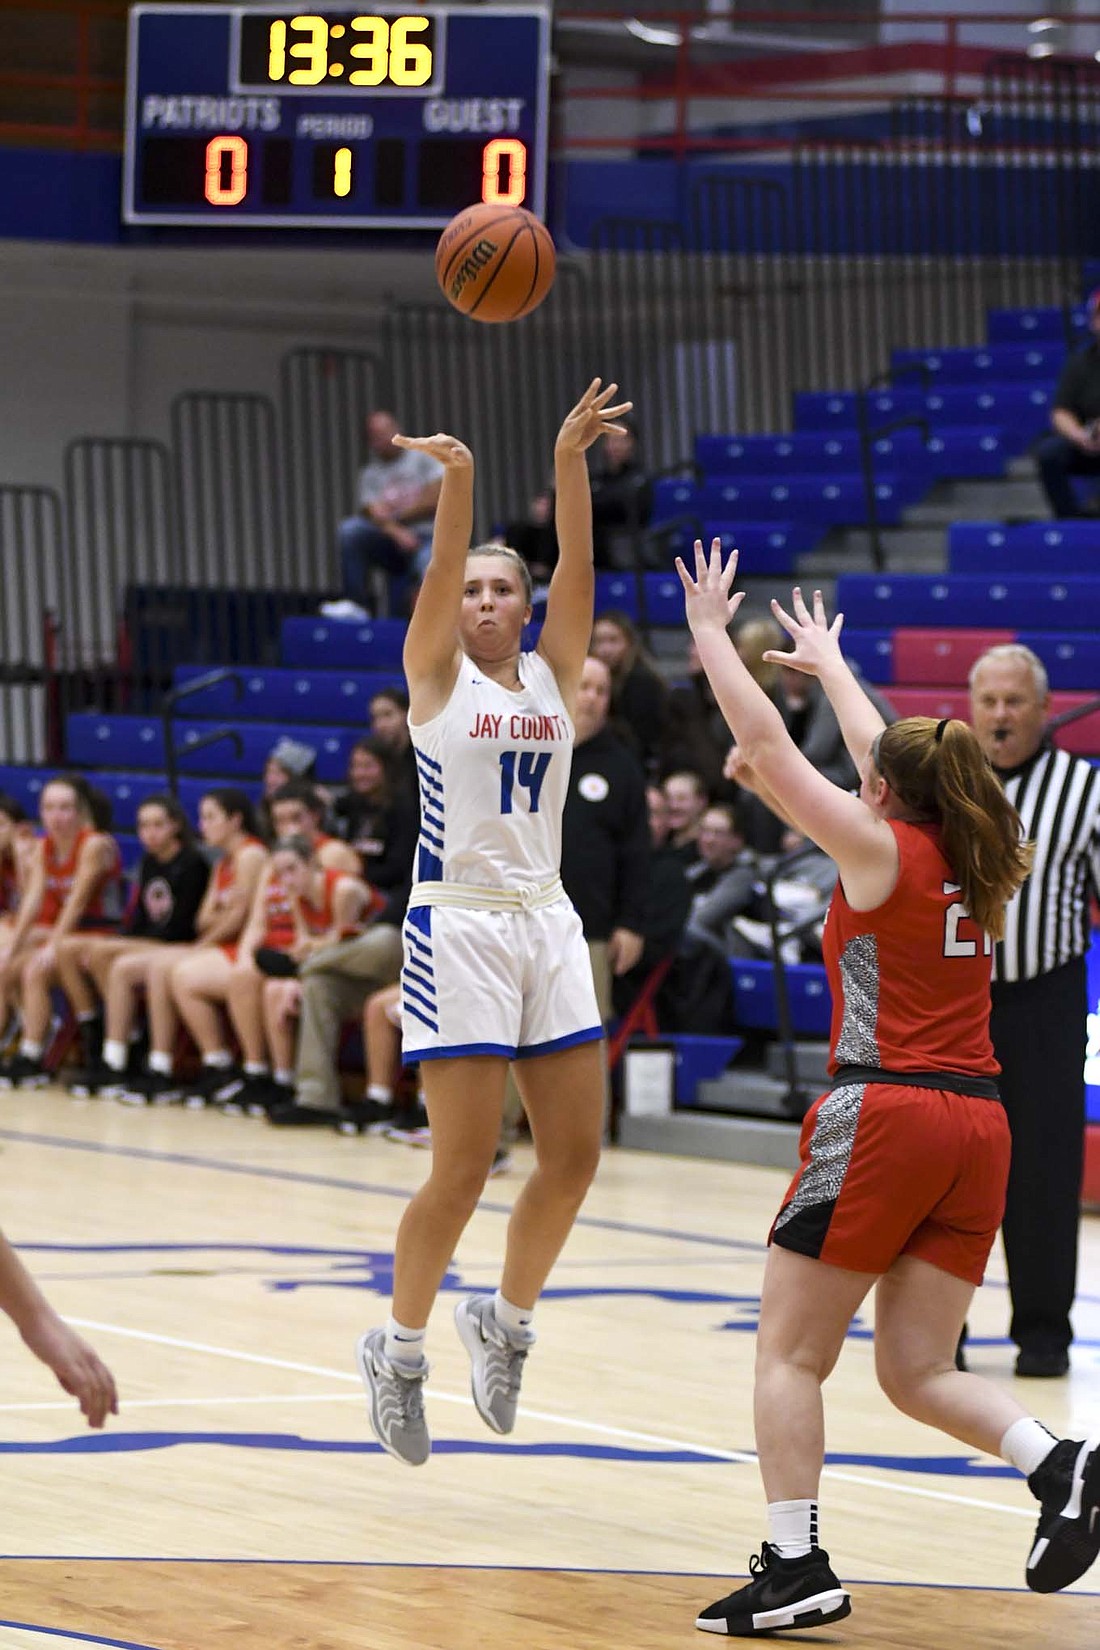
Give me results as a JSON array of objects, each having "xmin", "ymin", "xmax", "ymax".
[
  {"xmin": 454, "ymin": 1293, "xmax": 533, "ymax": 1435},
  {"xmin": 355, "ymin": 1328, "xmax": 430, "ymax": 1466}
]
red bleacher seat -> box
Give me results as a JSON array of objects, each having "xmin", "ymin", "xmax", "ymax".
[{"xmin": 891, "ymin": 628, "xmax": 1015, "ymax": 687}]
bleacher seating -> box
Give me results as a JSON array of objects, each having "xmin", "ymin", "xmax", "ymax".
[
  {"xmin": 172, "ymin": 664, "xmax": 404, "ymax": 723},
  {"xmin": 835, "ymin": 573, "xmax": 1100, "ymax": 631},
  {"xmin": 890, "ymin": 343, "xmax": 1064, "ymax": 382},
  {"xmin": 65, "ymin": 714, "xmax": 363, "ymax": 783},
  {"xmin": 794, "ymin": 385, "xmax": 1051, "ymax": 449},
  {"xmin": 948, "ymin": 520, "xmax": 1100, "ymax": 575},
  {"xmin": 986, "ymin": 305, "xmax": 1086, "ymax": 344},
  {"xmin": 280, "ymin": 617, "xmax": 406, "ymax": 670},
  {"xmin": 731, "ymin": 958, "xmax": 832, "ymax": 1037}
]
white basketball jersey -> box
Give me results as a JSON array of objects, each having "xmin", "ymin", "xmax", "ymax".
[{"xmin": 409, "ymin": 650, "xmax": 574, "ymax": 892}]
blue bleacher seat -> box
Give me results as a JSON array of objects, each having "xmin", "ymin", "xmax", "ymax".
[
  {"xmin": 0, "ymin": 765, "xmax": 47, "ymax": 815},
  {"xmin": 694, "ymin": 429, "xmax": 931, "ymax": 475},
  {"xmin": 731, "ymin": 958, "xmax": 832, "ymax": 1035},
  {"xmin": 66, "ymin": 715, "xmax": 364, "ymax": 785},
  {"xmin": 836, "ymin": 573, "xmax": 1100, "ymax": 632},
  {"xmin": 1018, "ymin": 632, "xmax": 1100, "ymax": 691},
  {"xmin": 668, "ymin": 1034, "xmax": 745, "ymax": 1107},
  {"xmin": 593, "ymin": 572, "xmax": 640, "ymax": 619},
  {"xmin": 172, "ymin": 665, "xmax": 404, "ymax": 723},
  {"xmin": 794, "ymin": 385, "xmax": 1050, "ymax": 451},
  {"xmin": 280, "ymin": 617, "xmax": 406, "ymax": 671},
  {"xmin": 651, "ymin": 477, "xmax": 699, "ymax": 524},
  {"xmin": 839, "ymin": 629, "xmax": 894, "ymax": 684},
  {"xmin": 891, "ymin": 343, "xmax": 1063, "ymax": 382},
  {"xmin": 986, "ymin": 306, "xmax": 1085, "ymax": 345},
  {"xmin": 949, "ymin": 520, "xmax": 1100, "ymax": 575},
  {"xmin": 655, "ymin": 520, "xmax": 822, "ymax": 567},
  {"xmin": 642, "ymin": 573, "xmax": 684, "ymax": 627}
]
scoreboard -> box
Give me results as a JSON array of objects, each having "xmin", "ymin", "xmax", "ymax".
[{"xmin": 123, "ymin": 5, "xmax": 550, "ymax": 228}]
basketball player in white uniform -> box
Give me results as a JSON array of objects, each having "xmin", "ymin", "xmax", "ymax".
[{"xmin": 357, "ymin": 379, "xmax": 631, "ymax": 1465}]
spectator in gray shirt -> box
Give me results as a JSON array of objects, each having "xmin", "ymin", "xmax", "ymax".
[{"xmin": 324, "ymin": 410, "xmax": 443, "ymax": 619}]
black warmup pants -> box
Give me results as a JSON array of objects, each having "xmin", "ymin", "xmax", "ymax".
[{"xmin": 990, "ymin": 957, "xmax": 1087, "ymax": 1355}]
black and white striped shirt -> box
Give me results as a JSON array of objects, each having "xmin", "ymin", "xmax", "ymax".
[{"xmin": 994, "ymin": 743, "xmax": 1100, "ymax": 985}]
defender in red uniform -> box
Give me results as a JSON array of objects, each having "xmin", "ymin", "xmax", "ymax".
[
  {"xmin": 0, "ymin": 776, "xmax": 121, "ymax": 1088},
  {"xmin": 677, "ymin": 542, "xmax": 1099, "ymax": 1637}
]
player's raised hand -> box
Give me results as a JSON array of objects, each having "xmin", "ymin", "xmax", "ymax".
[
  {"xmin": 675, "ymin": 538, "xmax": 744, "ymax": 635},
  {"xmin": 392, "ymin": 433, "xmax": 473, "ymax": 470},
  {"xmin": 766, "ymin": 587, "xmax": 844, "ymax": 679},
  {"xmin": 555, "ymin": 378, "xmax": 633, "ymax": 456}
]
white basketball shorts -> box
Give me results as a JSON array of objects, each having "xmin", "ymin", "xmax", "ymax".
[{"xmin": 399, "ymin": 897, "xmax": 604, "ymax": 1062}]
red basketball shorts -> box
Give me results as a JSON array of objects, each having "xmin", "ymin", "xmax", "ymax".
[{"xmin": 771, "ymin": 1079, "xmax": 1011, "ymax": 1285}]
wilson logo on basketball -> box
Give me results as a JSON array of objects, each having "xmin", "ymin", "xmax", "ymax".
[{"xmin": 449, "ymin": 237, "xmax": 499, "ymax": 300}]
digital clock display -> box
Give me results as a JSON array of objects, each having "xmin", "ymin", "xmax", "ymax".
[
  {"xmin": 236, "ymin": 12, "xmax": 442, "ymax": 93},
  {"xmin": 123, "ymin": 5, "xmax": 549, "ymax": 229}
]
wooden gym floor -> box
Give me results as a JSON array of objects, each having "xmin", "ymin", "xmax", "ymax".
[{"xmin": 0, "ymin": 1085, "xmax": 1096, "ymax": 1649}]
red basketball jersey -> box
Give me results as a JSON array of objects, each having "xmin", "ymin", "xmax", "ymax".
[
  {"xmin": 38, "ymin": 829, "xmax": 120, "ymax": 928},
  {"xmin": 822, "ymin": 819, "xmax": 998, "ymax": 1079}
]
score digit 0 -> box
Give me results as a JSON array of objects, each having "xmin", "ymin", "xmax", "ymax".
[
  {"xmin": 205, "ymin": 135, "xmax": 248, "ymax": 204},
  {"xmin": 482, "ymin": 138, "xmax": 527, "ymax": 207}
]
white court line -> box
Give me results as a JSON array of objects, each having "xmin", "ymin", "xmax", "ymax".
[
  {"xmin": 0, "ymin": 1392, "xmax": 365, "ymax": 1414},
  {"xmin": 67, "ymin": 1315, "xmax": 1035, "ymax": 1521}
]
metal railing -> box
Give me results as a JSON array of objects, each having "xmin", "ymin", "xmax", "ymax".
[{"xmin": 160, "ymin": 667, "xmax": 243, "ymax": 799}]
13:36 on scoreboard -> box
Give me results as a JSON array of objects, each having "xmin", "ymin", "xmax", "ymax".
[{"xmin": 123, "ymin": 5, "xmax": 549, "ymax": 228}]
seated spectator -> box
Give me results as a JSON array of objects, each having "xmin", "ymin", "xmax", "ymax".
[
  {"xmin": 256, "ymin": 738, "xmax": 318, "ymax": 843},
  {"xmin": 610, "ymin": 784, "xmax": 693, "ymax": 1021},
  {"xmin": 589, "ymin": 421, "xmax": 652, "ymax": 568},
  {"xmin": 660, "ymin": 637, "xmax": 736, "ymax": 798},
  {"xmin": 213, "ymin": 834, "xmax": 373, "ymax": 1118},
  {"xmin": 0, "ymin": 795, "xmax": 36, "ymax": 942},
  {"xmin": 331, "ymin": 737, "xmax": 418, "ymax": 891},
  {"xmin": 591, "ymin": 610, "xmax": 668, "ymax": 770},
  {"xmin": 561, "ymin": 655, "xmax": 648, "ymax": 1025},
  {"xmin": 1036, "ymin": 286, "xmax": 1100, "ymax": 517},
  {"xmin": 662, "ymin": 768, "xmax": 710, "ymax": 867},
  {"xmin": 267, "ymin": 781, "xmax": 361, "ymax": 876},
  {"xmin": 502, "ymin": 489, "xmax": 557, "ymax": 587},
  {"xmin": 683, "ymin": 803, "xmax": 758, "ymax": 949},
  {"xmin": 117, "ymin": 789, "xmax": 267, "ymax": 1104},
  {"xmin": 0, "ymin": 777, "xmax": 122, "ymax": 1089},
  {"xmin": 59, "ymin": 794, "xmax": 211, "ymax": 1093},
  {"xmin": 323, "ymin": 409, "xmax": 443, "ymax": 619},
  {"xmin": 733, "ymin": 618, "xmax": 896, "ymax": 852},
  {"xmin": 276, "ymin": 875, "xmax": 407, "ymax": 1128},
  {"xmin": 369, "ymin": 686, "xmax": 418, "ymax": 799},
  {"xmin": 344, "ymin": 980, "xmax": 430, "ymax": 1145}
]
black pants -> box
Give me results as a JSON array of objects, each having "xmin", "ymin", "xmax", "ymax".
[
  {"xmin": 991, "ymin": 958, "xmax": 1087, "ymax": 1355},
  {"xmin": 1035, "ymin": 434, "xmax": 1100, "ymax": 517}
]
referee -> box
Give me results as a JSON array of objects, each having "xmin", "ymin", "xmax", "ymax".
[{"xmin": 970, "ymin": 643, "xmax": 1100, "ymax": 1377}]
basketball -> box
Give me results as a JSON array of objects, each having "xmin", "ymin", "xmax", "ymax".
[{"xmin": 435, "ymin": 202, "xmax": 556, "ymax": 323}]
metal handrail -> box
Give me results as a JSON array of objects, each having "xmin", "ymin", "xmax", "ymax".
[
  {"xmin": 161, "ymin": 668, "xmax": 244, "ymax": 799},
  {"xmin": 856, "ymin": 363, "xmax": 934, "ymax": 571},
  {"xmin": 759, "ymin": 842, "xmax": 834, "ymax": 1119}
]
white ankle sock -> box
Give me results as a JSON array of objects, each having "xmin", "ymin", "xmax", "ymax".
[
  {"xmin": 203, "ymin": 1051, "xmax": 233, "ymax": 1069},
  {"xmin": 493, "ymin": 1290, "xmax": 535, "ymax": 1342},
  {"xmin": 367, "ymin": 1083, "xmax": 393, "ymax": 1103},
  {"xmin": 384, "ymin": 1317, "xmax": 426, "ymax": 1369},
  {"xmin": 102, "ymin": 1040, "xmax": 127, "ymax": 1071},
  {"xmin": 149, "ymin": 1050, "xmax": 173, "ymax": 1076},
  {"xmin": 767, "ymin": 1500, "xmax": 819, "ymax": 1559},
  {"xmin": 243, "ymin": 1062, "xmax": 268, "ymax": 1078},
  {"xmin": 19, "ymin": 1040, "xmax": 42, "ymax": 1060},
  {"xmin": 274, "ymin": 1069, "xmax": 293, "ymax": 1087},
  {"xmin": 1000, "ymin": 1417, "xmax": 1058, "ymax": 1478}
]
